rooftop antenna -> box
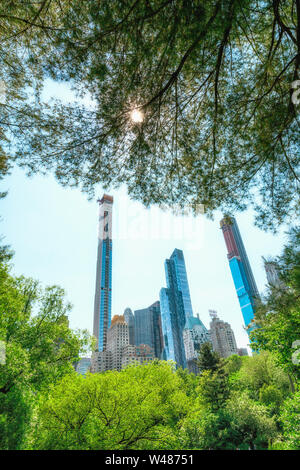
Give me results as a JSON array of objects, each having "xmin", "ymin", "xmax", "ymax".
[{"xmin": 209, "ymin": 309, "xmax": 218, "ymax": 319}]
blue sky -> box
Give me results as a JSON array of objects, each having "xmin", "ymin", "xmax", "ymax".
[
  {"xmin": 0, "ymin": 80, "xmax": 289, "ymax": 352},
  {"xmin": 1, "ymin": 166, "xmax": 288, "ymax": 352}
]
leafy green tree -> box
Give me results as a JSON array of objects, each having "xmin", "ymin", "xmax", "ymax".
[
  {"xmin": 197, "ymin": 369, "xmax": 230, "ymax": 412},
  {"xmin": 0, "ymin": 1, "xmax": 70, "ymax": 177},
  {"xmin": 226, "ymin": 392, "xmax": 278, "ymax": 450},
  {"xmin": 259, "ymin": 384, "xmax": 284, "ymax": 416},
  {"xmin": 0, "ymin": 258, "xmax": 92, "ymax": 449},
  {"xmin": 224, "ymin": 354, "xmax": 244, "ymax": 375},
  {"xmin": 195, "ymin": 342, "xmax": 229, "ymax": 413},
  {"xmin": 180, "ymin": 407, "xmax": 238, "ymax": 450},
  {"xmin": 231, "ymin": 351, "xmax": 291, "ymax": 400},
  {"xmin": 1, "ymin": 1, "xmax": 299, "ymax": 229},
  {"xmin": 175, "ymin": 366, "xmax": 199, "ymax": 398},
  {"xmin": 196, "ymin": 341, "xmax": 221, "ymax": 372},
  {"xmin": 181, "ymin": 388, "xmax": 277, "ymax": 449},
  {"xmin": 271, "ymin": 391, "xmax": 300, "ymax": 449},
  {"xmin": 251, "ymin": 227, "xmax": 300, "ymax": 384},
  {"xmin": 31, "ymin": 362, "xmax": 191, "ymax": 450}
]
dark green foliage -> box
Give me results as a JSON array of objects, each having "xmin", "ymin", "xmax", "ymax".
[
  {"xmin": 195, "ymin": 343, "xmax": 230, "ymax": 413},
  {"xmin": 196, "ymin": 341, "xmax": 221, "ymax": 372},
  {"xmin": 0, "ymin": 1, "xmax": 299, "ymax": 229}
]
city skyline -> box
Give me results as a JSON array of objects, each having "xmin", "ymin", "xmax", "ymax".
[{"xmin": 0, "ymin": 167, "xmax": 289, "ymax": 352}]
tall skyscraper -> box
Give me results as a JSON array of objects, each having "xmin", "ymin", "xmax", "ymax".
[
  {"xmin": 220, "ymin": 216, "xmax": 259, "ymax": 330},
  {"xmin": 263, "ymin": 257, "xmax": 285, "ymax": 289},
  {"xmin": 93, "ymin": 195, "xmax": 113, "ymax": 351},
  {"xmin": 167, "ymin": 249, "xmax": 194, "ymax": 319},
  {"xmin": 124, "ymin": 308, "xmax": 135, "ymax": 345},
  {"xmin": 160, "ymin": 249, "xmax": 193, "ymax": 368},
  {"xmin": 209, "ymin": 310, "xmax": 238, "ymax": 358},
  {"xmin": 134, "ymin": 301, "xmax": 163, "ymax": 359}
]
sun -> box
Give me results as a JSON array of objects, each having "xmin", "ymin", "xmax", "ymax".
[{"xmin": 130, "ymin": 108, "xmax": 144, "ymax": 123}]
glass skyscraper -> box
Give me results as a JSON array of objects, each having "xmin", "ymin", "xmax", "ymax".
[
  {"xmin": 124, "ymin": 308, "xmax": 135, "ymax": 345},
  {"xmin": 134, "ymin": 301, "xmax": 163, "ymax": 359},
  {"xmin": 93, "ymin": 195, "xmax": 113, "ymax": 351},
  {"xmin": 160, "ymin": 249, "xmax": 193, "ymax": 368},
  {"xmin": 220, "ymin": 216, "xmax": 259, "ymax": 331}
]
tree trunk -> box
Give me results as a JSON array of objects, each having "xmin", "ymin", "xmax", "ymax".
[{"xmin": 287, "ymin": 373, "xmax": 295, "ymax": 393}]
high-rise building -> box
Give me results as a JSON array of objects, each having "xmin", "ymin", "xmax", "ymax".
[
  {"xmin": 209, "ymin": 310, "xmax": 238, "ymax": 358},
  {"xmin": 91, "ymin": 349, "xmax": 112, "ymax": 373},
  {"xmin": 124, "ymin": 307, "xmax": 135, "ymax": 345},
  {"xmin": 183, "ymin": 314, "xmax": 211, "ymax": 374},
  {"xmin": 263, "ymin": 257, "xmax": 285, "ymax": 289},
  {"xmin": 107, "ymin": 315, "xmax": 129, "ymax": 371},
  {"xmin": 220, "ymin": 216, "xmax": 259, "ymax": 331},
  {"xmin": 160, "ymin": 249, "xmax": 193, "ymax": 368},
  {"xmin": 167, "ymin": 249, "xmax": 194, "ymax": 319},
  {"xmin": 93, "ymin": 195, "xmax": 113, "ymax": 351},
  {"xmin": 91, "ymin": 315, "xmax": 155, "ymax": 373},
  {"xmin": 151, "ymin": 302, "xmax": 164, "ymax": 359},
  {"xmin": 91, "ymin": 315, "xmax": 129, "ymax": 372},
  {"xmin": 134, "ymin": 301, "xmax": 163, "ymax": 359}
]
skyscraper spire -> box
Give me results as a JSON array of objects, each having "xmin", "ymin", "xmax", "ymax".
[
  {"xmin": 220, "ymin": 216, "xmax": 259, "ymax": 332},
  {"xmin": 93, "ymin": 194, "xmax": 113, "ymax": 351}
]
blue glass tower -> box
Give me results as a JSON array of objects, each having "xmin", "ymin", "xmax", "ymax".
[
  {"xmin": 160, "ymin": 249, "xmax": 193, "ymax": 368},
  {"xmin": 134, "ymin": 301, "xmax": 163, "ymax": 358},
  {"xmin": 220, "ymin": 216, "xmax": 259, "ymax": 332},
  {"xmin": 93, "ymin": 195, "xmax": 113, "ymax": 351}
]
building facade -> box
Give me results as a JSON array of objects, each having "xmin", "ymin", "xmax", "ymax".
[
  {"xmin": 91, "ymin": 315, "xmax": 155, "ymax": 373},
  {"xmin": 183, "ymin": 314, "xmax": 211, "ymax": 373},
  {"xmin": 220, "ymin": 216, "xmax": 259, "ymax": 332},
  {"xmin": 107, "ymin": 315, "xmax": 129, "ymax": 371},
  {"xmin": 134, "ymin": 301, "xmax": 163, "ymax": 359},
  {"xmin": 209, "ymin": 310, "xmax": 238, "ymax": 358},
  {"xmin": 160, "ymin": 249, "xmax": 193, "ymax": 368},
  {"xmin": 263, "ymin": 257, "xmax": 285, "ymax": 289},
  {"xmin": 122, "ymin": 344, "xmax": 155, "ymax": 368},
  {"xmin": 93, "ymin": 194, "xmax": 113, "ymax": 351},
  {"xmin": 124, "ymin": 307, "xmax": 135, "ymax": 345},
  {"xmin": 90, "ymin": 350, "xmax": 112, "ymax": 373}
]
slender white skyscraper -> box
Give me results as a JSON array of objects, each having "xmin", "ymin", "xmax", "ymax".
[{"xmin": 93, "ymin": 194, "xmax": 113, "ymax": 351}]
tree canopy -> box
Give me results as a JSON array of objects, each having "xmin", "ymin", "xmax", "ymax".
[
  {"xmin": 0, "ymin": 254, "xmax": 93, "ymax": 449},
  {"xmin": 0, "ymin": 0, "xmax": 299, "ymax": 229}
]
